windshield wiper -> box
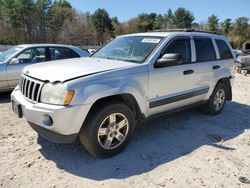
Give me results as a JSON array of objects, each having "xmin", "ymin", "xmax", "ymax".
[
  {"xmin": 115, "ymin": 58, "xmax": 139, "ymax": 63},
  {"xmin": 98, "ymin": 56, "xmax": 116, "ymax": 61},
  {"xmin": 105, "ymin": 57, "xmax": 116, "ymax": 60},
  {"xmin": 97, "ymin": 56, "xmax": 140, "ymax": 63}
]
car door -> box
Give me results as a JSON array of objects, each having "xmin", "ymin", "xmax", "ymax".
[
  {"xmin": 0, "ymin": 63, "xmax": 9, "ymax": 91},
  {"xmin": 6, "ymin": 47, "xmax": 46, "ymax": 89},
  {"xmin": 191, "ymin": 37, "xmax": 219, "ymax": 101},
  {"xmin": 148, "ymin": 36, "xmax": 208, "ymax": 116},
  {"xmin": 214, "ymin": 39, "xmax": 236, "ymax": 71}
]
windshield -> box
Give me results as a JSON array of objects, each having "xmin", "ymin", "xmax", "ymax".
[
  {"xmin": 0, "ymin": 47, "xmax": 23, "ymax": 62},
  {"xmin": 92, "ymin": 36, "xmax": 164, "ymax": 63}
]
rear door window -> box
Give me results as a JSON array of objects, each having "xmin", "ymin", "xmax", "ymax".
[
  {"xmin": 31, "ymin": 48, "xmax": 46, "ymax": 63},
  {"xmin": 215, "ymin": 39, "xmax": 233, "ymax": 59},
  {"xmin": 194, "ymin": 38, "xmax": 216, "ymax": 62},
  {"xmin": 49, "ymin": 47, "xmax": 79, "ymax": 60}
]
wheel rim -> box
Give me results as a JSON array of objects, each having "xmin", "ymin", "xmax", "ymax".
[
  {"xmin": 97, "ymin": 113, "xmax": 129, "ymax": 150},
  {"xmin": 213, "ymin": 89, "xmax": 225, "ymax": 111}
]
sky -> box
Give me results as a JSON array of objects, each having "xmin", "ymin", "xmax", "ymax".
[{"xmin": 69, "ymin": 0, "xmax": 250, "ymax": 23}]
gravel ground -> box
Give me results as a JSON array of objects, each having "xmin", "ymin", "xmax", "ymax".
[{"xmin": 0, "ymin": 74, "xmax": 250, "ymax": 188}]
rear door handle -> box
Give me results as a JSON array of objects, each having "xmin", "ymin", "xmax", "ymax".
[
  {"xmin": 213, "ymin": 65, "xmax": 220, "ymax": 70},
  {"xmin": 183, "ymin": 70, "xmax": 194, "ymax": 75}
]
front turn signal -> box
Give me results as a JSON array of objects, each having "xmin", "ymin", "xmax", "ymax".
[{"xmin": 64, "ymin": 90, "xmax": 75, "ymax": 105}]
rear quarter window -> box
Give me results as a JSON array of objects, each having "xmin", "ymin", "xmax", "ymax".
[
  {"xmin": 194, "ymin": 38, "xmax": 216, "ymax": 62},
  {"xmin": 215, "ymin": 39, "xmax": 233, "ymax": 59}
]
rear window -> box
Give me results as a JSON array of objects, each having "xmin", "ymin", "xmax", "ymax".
[
  {"xmin": 215, "ymin": 39, "xmax": 233, "ymax": 59},
  {"xmin": 194, "ymin": 38, "xmax": 216, "ymax": 62}
]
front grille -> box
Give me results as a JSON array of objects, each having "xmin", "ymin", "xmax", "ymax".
[{"xmin": 19, "ymin": 74, "xmax": 44, "ymax": 102}]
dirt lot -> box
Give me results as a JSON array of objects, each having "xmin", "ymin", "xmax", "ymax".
[{"xmin": 0, "ymin": 74, "xmax": 250, "ymax": 188}]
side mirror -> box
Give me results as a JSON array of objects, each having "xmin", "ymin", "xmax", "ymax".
[
  {"xmin": 88, "ymin": 49, "xmax": 96, "ymax": 55},
  {"xmin": 10, "ymin": 58, "xmax": 20, "ymax": 65},
  {"xmin": 155, "ymin": 53, "xmax": 183, "ymax": 68}
]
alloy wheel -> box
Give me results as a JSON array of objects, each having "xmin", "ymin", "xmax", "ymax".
[
  {"xmin": 213, "ymin": 89, "xmax": 225, "ymax": 111},
  {"xmin": 97, "ymin": 113, "xmax": 129, "ymax": 150}
]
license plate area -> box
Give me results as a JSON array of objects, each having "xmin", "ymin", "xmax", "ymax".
[{"xmin": 12, "ymin": 100, "xmax": 23, "ymax": 118}]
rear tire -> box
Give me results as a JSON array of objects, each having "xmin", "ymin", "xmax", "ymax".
[
  {"xmin": 79, "ymin": 101, "xmax": 135, "ymax": 158},
  {"xmin": 202, "ymin": 83, "xmax": 227, "ymax": 115}
]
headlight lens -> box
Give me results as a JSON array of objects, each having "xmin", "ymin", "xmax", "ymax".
[{"xmin": 40, "ymin": 82, "xmax": 74, "ymax": 105}]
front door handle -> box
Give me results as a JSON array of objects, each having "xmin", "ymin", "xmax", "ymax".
[
  {"xmin": 183, "ymin": 70, "xmax": 194, "ymax": 75},
  {"xmin": 213, "ymin": 65, "xmax": 220, "ymax": 70}
]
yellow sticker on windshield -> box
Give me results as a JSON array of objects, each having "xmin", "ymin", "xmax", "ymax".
[{"xmin": 141, "ymin": 38, "xmax": 161, "ymax": 43}]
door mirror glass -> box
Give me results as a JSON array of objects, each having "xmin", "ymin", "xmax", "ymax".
[
  {"xmin": 155, "ymin": 53, "xmax": 183, "ymax": 68},
  {"xmin": 10, "ymin": 58, "xmax": 20, "ymax": 65},
  {"xmin": 88, "ymin": 49, "xmax": 96, "ymax": 55}
]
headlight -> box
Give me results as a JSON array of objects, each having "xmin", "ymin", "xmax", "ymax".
[{"xmin": 40, "ymin": 82, "xmax": 74, "ymax": 105}]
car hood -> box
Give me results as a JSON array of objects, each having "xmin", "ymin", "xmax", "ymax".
[{"xmin": 23, "ymin": 57, "xmax": 136, "ymax": 82}]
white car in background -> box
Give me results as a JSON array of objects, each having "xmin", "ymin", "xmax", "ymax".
[{"xmin": 0, "ymin": 44, "xmax": 89, "ymax": 92}]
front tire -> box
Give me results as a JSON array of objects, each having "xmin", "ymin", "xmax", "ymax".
[
  {"xmin": 79, "ymin": 101, "xmax": 135, "ymax": 158},
  {"xmin": 203, "ymin": 83, "xmax": 227, "ymax": 115}
]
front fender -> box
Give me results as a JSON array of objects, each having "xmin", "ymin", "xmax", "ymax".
[
  {"xmin": 84, "ymin": 85, "xmax": 148, "ymax": 115},
  {"xmin": 68, "ymin": 71, "xmax": 149, "ymax": 116}
]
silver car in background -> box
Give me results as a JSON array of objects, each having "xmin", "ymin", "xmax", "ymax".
[{"xmin": 0, "ymin": 44, "xmax": 89, "ymax": 92}]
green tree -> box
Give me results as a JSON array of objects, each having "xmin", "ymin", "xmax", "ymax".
[
  {"xmin": 154, "ymin": 14, "xmax": 164, "ymax": 30},
  {"xmin": 17, "ymin": 0, "xmax": 35, "ymax": 42},
  {"xmin": 53, "ymin": 0, "xmax": 72, "ymax": 8},
  {"xmin": 163, "ymin": 9, "xmax": 174, "ymax": 28},
  {"xmin": 49, "ymin": 0, "xmax": 73, "ymax": 43},
  {"xmin": 233, "ymin": 17, "xmax": 249, "ymax": 49},
  {"xmin": 111, "ymin": 16, "xmax": 123, "ymax": 36},
  {"xmin": 35, "ymin": 0, "xmax": 52, "ymax": 42},
  {"xmin": 208, "ymin": 14, "xmax": 219, "ymax": 33},
  {"xmin": 124, "ymin": 17, "xmax": 140, "ymax": 33},
  {"xmin": 0, "ymin": 0, "xmax": 3, "ymax": 19},
  {"xmin": 234, "ymin": 17, "xmax": 249, "ymax": 36},
  {"xmin": 137, "ymin": 13, "xmax": 156, "ymax": 32},
  {"xmin": 2, "ymin": 0, "xmax": 20, "ymax": 43},
  {"xmin": 172, "ymin": 8, "xmax": 194, "ymax": 28},
  {"xmin": 0, "ymin": 0, "xmax": 35, "ymax": 43},
  {"xmin": 221, "ymin": 18, "xmax": 232, "ymax": 35},
  {"xmin": 91, "ymin": 8, "xmax": 114, "ymax": 45}
]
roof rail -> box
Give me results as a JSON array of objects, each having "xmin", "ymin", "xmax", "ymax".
[
  {"xmin": 152, "ymin": 28, "xmax": 221, "ymax": 35},
  {"xmin": 187, "ymin": 29, "xmax": 221, "ymax": 35},
  {"xmin": 153, "ymin": 28, "xmax": 191, "ymax": 32}
]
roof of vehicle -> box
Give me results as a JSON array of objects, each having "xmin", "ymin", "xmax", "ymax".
[
  {"xmin": 16, "ymin": 44, "xmax": 77, "ymax": 48},
  {"xmin": 123, "ymin": 32, "xmax": 171, "ymax": 37},
  {"xmin": 122, "ymin": 30, "xmax": 225, "ymax": 39},
  {"xmin": 14, "ymin": 44, "xmax": 89, "ymax": 56}
]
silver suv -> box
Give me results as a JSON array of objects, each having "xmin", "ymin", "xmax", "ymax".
[{"xmin": 11, "ymin": 31, "xmax": 235, "ymax": 158}]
